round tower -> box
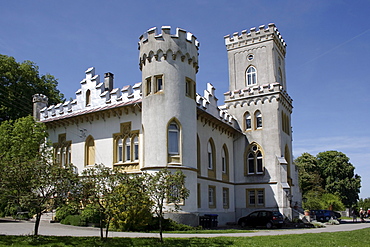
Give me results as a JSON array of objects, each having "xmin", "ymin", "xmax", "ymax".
[
  {"xmin": 139, "ymin": 26, "xmax": 199, "ymax": 169},
  {"xmin": 139, "ymin": 26, "xmax": 200, "ymax": 224}
]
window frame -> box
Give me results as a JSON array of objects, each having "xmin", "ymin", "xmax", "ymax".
[
  {"xmin": 223, "ymin": 187, "xmax": 229, "ymax": 209},
  {"xmin": 245, "ymin": 143, "xmax": 264, "ymax": 175},
  {"xmin": 208, "ymin": 185, "xmax": 216, "ymax": 208},
  {"xmin": 246, "ymin": 66, "xmax": 257, "ymax": 86},
  {"xmin": 246, "ymin": 188, "xmax": 265, "ymax": 207}
]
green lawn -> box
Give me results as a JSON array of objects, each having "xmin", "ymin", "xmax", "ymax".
[{"xmin": 1, "ymin": 227, "xmax": 370, "ymax": 246}]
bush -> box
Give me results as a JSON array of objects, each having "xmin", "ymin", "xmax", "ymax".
[
  {"xmin": 60, "ymin": 215, "xmax": 86, "ymax": 226},
  {"xmin": 144, "ymin": 217, "xmax": 197, "ymax": 231},
  {"xmin": 81, "ymin": 204, "xmax": 100, "ymax": 225},
  {"xmin": 55, "ymin": 204, "xmax": 79, "ymax": 222}
]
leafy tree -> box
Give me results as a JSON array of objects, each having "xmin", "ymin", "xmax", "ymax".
[
  {"xmin": 358, "ymin": 198, "xmax": 370, "ymax": 211},
  {"xmin": 316, "ymin": 151, "xmax": 361, "ymax": 208},
  {"xmin": 110, "ymin": 174, "xmax": 153, "ymax": 231},
  {"xmin": 295, "ymin": 151, "xmax": 361, "ymax": 208},
  {"xmin": 0, "ymin": 116, "xmax": 79, "ymax": 235},
  {"xmin": 80, "ymin": 164, "xmax": 120, "ymax": 240},
  {"xmin": 0, "ymin": 54, "xmax": 64, "ymax": 121},
  {"xmin": 145, "ymin": 169, "xmax": 190, "ymax": 242},
  {"xmin": 295, "ymin": 153, "xmax": 324, "ymax": 195}
]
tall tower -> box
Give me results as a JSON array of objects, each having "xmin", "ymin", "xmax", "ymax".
[
  {"xmin": 138, "ymin": 27, "xmax": 200, "ymax": 222},
  {"xmin": 224, "ymin": 24, "xmax": 300, "ymax": 216}
]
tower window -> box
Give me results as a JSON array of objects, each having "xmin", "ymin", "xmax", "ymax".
[
  {"xmin": 155, "ymin": 75, "xmax": 163, "ymax": 92},
  {"xmin": 246, "ymin": 143, "xmax": 264, "ymax": 175},
  {"xmin": 168, "ymin": 122, "xmax": 180, "ymax": 155},
  {"xmin": 278, "ymin": 68, "xmax": 283, "ymax": 84},
  {"xmin": 185, "ymin": 77, "xmax": 196, "ymax": 99},
  {"xmin": 247, "ymin": 54, "xmax": 254, "ymax": 61},
  {"xmin": 245, "ymin": 112, "xmax": 251, "ymax": 130},
  {"xmin": 146, "ymin": 77, "xmax": 152, "ymax": 96},
  {"xmin": 255, "ymin": 111, "xmax": 262, "ymax": 129},
  {"xmin": 246, "ymin": 66, "xmax": 257, "ymax": 86}
]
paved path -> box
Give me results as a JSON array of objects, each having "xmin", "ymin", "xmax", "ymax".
[{"xmin": 1, "ymin": 218, "xmax": 370, "ymax": 238}]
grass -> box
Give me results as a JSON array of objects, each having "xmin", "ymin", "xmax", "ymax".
[
  {"xmin": 162, "ymin": 229, "xmax": 254, "ymax": 234},
  {"xmin": 1, "ymin": 227, "xmax": 370, "ymax": 246}
]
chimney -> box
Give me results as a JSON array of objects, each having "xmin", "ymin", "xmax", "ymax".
[
  {"xmin": 33, "ymin": 94, "xmax": 48, "ymax": 121},
  {"xmin": 104, "ymin": 72, "xmax": 114, "ymax": 91}
]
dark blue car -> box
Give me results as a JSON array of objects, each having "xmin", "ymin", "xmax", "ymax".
[{"xmin": 310, "ymin": 210, "xmax": 341, "ymax": 222}]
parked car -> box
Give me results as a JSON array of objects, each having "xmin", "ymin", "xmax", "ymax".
[
  {"xmin": 238, "ymin": 210, "xmax": 284, "ymax": 229},
  {"xmin": 310, "ymin": 210, "xmax": 341, "ymax": 222}
]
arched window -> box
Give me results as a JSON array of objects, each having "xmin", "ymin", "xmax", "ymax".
[
  {"xmin": 86, "ymin": 89, "xmax": 91, "ymax": 106},
  {"xmin": 246, "ymin": 143, "xmax": 264, "ymax": 175},
  {"xmin": 207, "ymin": 141, "xmax": 213, "ymax": 170},
  {"xmin": 125, "ymin": 137, "xmax": 131, "ymax": 161},
  {"xmin": 133, "ymin": 136, "xmax": 139, "ymax": 161},
  {"xmin": 117, "ymin": 138, "xmax": 123, "ymax": 162},
  {"xmin": 245, "ymin": 112, "xmax": 252, "ymax": 130},
  {"xmin": 197, "ymin": 135, "xmax": 201, "ymax": 174},
  {"xmin": 255, "ymin": 111, "xmax": 262, "ymax": 129},
  {"xmin": 168, "ymin": 121, "xmax": 180, "ymax": 155},
  {"xmin": 246, "ymin": 66, "xmax": 257, "ymax": 86},
  {"xmin": 85, "ymin": 136, "xmax": 95, "ymax": 166},
  {"xmin": 221, "ymin": 144, "xmax": 229, "ymax": 181}
]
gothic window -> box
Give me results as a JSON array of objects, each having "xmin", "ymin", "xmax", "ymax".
[
  {"xmin": 54, "ymin": 134, "xmax": 71, "ymax": 166},
  {"xmin": 168, "ymin": 122, "xmax": 180, "ymax": 155},
  {"xmin": 133, "ymin": 135, "xmax": 139, "ymax": 161},
  {"xmin": 86, "ymin": 90, "xmax": 91, "ymax": 106},
  {"xmin": 185, "ymin": 77, "xmax": 196, "ymax": 99},
  {"xmin": 246, "ymin": 143, "xmax": 264, "ymax": 175},
  {"xmin": 255, "ymin": 111, "xmax": 262, "ymax": 129},
  {"xmin": 85, "ymin": 136, "xmax": 95, "ymax": 166},
  {"xmin": 197, "ymin": 135, "xmax": 201, "ymax": 174},
  {"xmin": 207, "ymin": 141, "xmax": 214, "ymax": 170},
  {"xmin": 245, "ymin": 112, "xmax": 252, "ymax": 130},
  {"xmin": 117, "ymin": 138, "xmax": 123, "ymax": 162},
  {"xmin": 221, "ymin": 145, "xmax": 229, "ymax": 181},
  {"xmin": 125, "ymin": 137, "xmax": 131, "ymax": 161},
  {"xmin": 246, "ymin": 66, "xmax": 257, "ymax": 86}
]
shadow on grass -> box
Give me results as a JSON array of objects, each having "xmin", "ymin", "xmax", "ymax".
[{"xmin": 0, "ymin": 235, "xmax": 235, "ymax": 247}]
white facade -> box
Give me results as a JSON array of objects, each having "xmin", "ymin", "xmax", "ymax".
[{"xmin": 34, "ymin": 24, "xmax": 301, "ymax": 226}]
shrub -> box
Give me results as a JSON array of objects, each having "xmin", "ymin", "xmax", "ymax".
[
  {"xmin": 81, "ymin": 204, "xmax": 100, "ymax": 225},
  {"xmin": 144, "ymin": 217, "xmax": 196, "ymax": 231},
  {"xmin": 55, "ymin": 204, "xmax": 79, "ymax": 222},
  {"xmin": 60, "ymin": 215, "xmax": 86, "ymax": 226},
  {"xmin": 312, "ymin": 221, "xmax": 326, "ymax": 228}
]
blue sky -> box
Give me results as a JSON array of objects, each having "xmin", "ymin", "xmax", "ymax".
[{"xmin": 1, "ymin": 0, "xmax": 369, "ymax": 198}]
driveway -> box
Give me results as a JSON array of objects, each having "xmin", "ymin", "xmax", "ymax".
[{"xmin": 0, "ymin": 218, "xmax": 369, "ymax": 238}]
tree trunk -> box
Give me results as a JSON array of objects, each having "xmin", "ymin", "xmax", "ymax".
[
  {"xmin": 34, "ymin": 211, "xmax": 42, "ymax": 236},
  {"xmin": 105, "ymin": 218, "xmax": 110, "ymax": 239},
  {"xmin": 99, "ymin": 211, "xmax": 104, "ymax": 240},
  {"xmin": 159, "ymin": 207, "xmax": 163, "ymax": 242}
]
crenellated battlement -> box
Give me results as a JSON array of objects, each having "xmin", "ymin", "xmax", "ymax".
[
  {"xmin": 196, "ymin": 83, "xmax": 238, "ymax": 128},
  {"xmin": 223, "ymin": 82, "xmax": 292, "ymax": 108},
  {"xmin": 224, "ymin": 23, "xmax": 286, "ymax": 54},
  {"xmin": 138, "ymin": 26, "xmax": 199, "ymax": 72}
]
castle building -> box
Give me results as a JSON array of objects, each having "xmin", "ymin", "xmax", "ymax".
[{"xmin": 33, "ymin": 24, "xmax": 301, "ymax": 226}]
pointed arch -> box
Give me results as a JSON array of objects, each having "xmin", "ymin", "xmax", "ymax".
[
  {"xmin": 221, "ymin": 144, "xmax": 229, "ymax": 182},
  {"xmin": 207, "ymin": 138, "xmax": 216, "ymax": 179},
  {"xmin": 85, "ymin": 135, "xmax": 95, "ymax": 166},
  {"xmin": 86, "ymin": 89, "xmax": 91, "ymax": 107},
  {"xmin": 245, "ymin": 142, "xmax": 264, "ymax": 175},
  {"xmin": 255, "ymin": 110, "xmax": 262, "ymax": 129},
  {"xmin": 244, "ymin": 111, "xmax": 252, "ymax": 131},
  {"xmin": 167, "ymin": 118, "xmax": 182, "ymax": 164}
]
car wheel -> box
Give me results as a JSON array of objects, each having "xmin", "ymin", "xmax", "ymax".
[
  {"xmin": 325, "ymin": 216, "xmax": 330, "ymax": 221},
  {"xmin": 266, "ymin": 222, "xmax": 272, "ymax": 229},
  {"xmin": 319, "ymin": 217, "xmax": 324, "ymax": 222}
]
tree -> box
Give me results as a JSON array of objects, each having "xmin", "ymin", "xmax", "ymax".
[
  {"xmin": 0, "ymin": 116, "xmax": 79, "ymax": 235},
  {"xmin": 295, "ymin": 151, "xmax": 361, "ymax": 208},
  {"xmin": 80, "ymin": 164, "xmax": 120, "ymax": 240},
  {"xmin": 316, "ymin": 151, "xmax": 361, "ymax": 207},
  {"xmin": 295, "ymin": 152, "xmax": 324, "ymax": 195},
  {"xmin": 0, "ymin": 54, "xmax": 64, "ymax": 121},
  {"xmin": 145, "ymin": 169, "xmax": 190, "ymax": 242}
]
